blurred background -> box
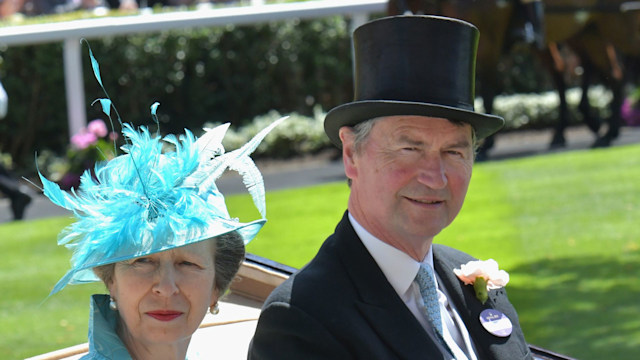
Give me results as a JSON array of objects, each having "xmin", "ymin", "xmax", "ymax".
[{"xmin": 0, "ymin": 1, "xmax": 639, "ymax": 359}]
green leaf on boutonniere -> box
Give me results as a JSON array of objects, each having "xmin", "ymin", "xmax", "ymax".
[{"xmin": 473, "ymin": 277, "xmax": 489, "ymax": 304}]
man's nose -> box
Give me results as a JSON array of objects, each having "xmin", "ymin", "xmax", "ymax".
[{"xmin": 416, "ymin": 153, "xmax": 447, "ymax": 189}]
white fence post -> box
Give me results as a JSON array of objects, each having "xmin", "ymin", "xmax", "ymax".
[
  {"xmin": 63, "ymin": 38, "xmax": 86, "ymax": 140},
  {"xmin": 349, "ymin": 12, "xmax": 370, "ymax": 81},
  {"xmin": 0, "ymin": 0, "xmax": 388, "ymax": 142}
]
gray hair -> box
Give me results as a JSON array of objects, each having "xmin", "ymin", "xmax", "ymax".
[
  {"xmin": 93, "ymin": 232, "xmax": 245, "ymax": 295},
  {"xmin": 351, "ymin": 117, "xmax": 383, "ymax": 153},
  {"xmin": 212, "ymin": 231, "xmax": 245, "ymax": 295}
]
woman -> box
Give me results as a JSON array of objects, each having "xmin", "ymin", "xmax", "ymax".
[
  {"xmin": 87, "ymin": 231, "xmax": 245, "ymax": 359},
  {"xmin": 39, "ymin": 85, "xmax": 285, "ymax": 357}
]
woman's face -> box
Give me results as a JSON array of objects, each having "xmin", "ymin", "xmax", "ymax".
[{"xmin": 108, "ymin": 240, "xmax": 218, "ymax": 352}]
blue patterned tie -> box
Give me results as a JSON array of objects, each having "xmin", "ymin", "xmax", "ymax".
[{"xmin": 415, "ymin": 263, "xmax": 453, "ymax": 356}]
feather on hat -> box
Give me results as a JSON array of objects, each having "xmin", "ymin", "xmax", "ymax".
[{"xmin": 40, "ymin": 42, "xmax": 286, "ymax": 295}]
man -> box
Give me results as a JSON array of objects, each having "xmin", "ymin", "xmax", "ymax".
[
  {"xmin": 0, "ymin": 79, "xmax": 31, "ymax": 221},
  {"xmin": 250, "ymin": 15, "xmax": 532, "ymax": 360},
  {"xmin": 516, "ymin": 0, "xmax": 545, "ymax": 50}
]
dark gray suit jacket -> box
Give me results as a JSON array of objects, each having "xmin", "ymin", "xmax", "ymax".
[{"xmin": 249, "ymin": 212, "xmax": 532, "ymax": 359}]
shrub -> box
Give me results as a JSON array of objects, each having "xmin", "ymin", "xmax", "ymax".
[
  {"xmin": 0, "ymin": 9, "xmax": 619, "ymax": 174},
  {"xmin": 0, "ymin": 15, "xmax": 354, "ymax": 169}
]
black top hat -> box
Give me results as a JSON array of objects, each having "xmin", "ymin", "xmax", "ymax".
[{"xmin": 324, "ymin": 15, "xmax": 504, "ymax": 147}]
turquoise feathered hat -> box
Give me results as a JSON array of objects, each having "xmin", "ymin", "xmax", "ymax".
[{"xmin": 40, "ymin": 43, "xmax": 286, "ymax": 295}]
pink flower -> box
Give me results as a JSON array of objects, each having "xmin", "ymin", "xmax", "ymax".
[
  {"xmin": 621, "ymin": 98, "xmax": 640, "ymax": 126},
  {"xmin": 454, "ymin": 259, "xmax": 509, "ymax": 304},
  {"xmin": 71, "ymin": 131, "xmax": 98, "ymax": 150},
  {"xmin": 87, "ymin": 119, "xmax": 108, "ymax": 138}
]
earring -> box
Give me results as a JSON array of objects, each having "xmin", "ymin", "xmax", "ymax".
[
  {"xmin": 109, "ymin": 297, "xmax": 117, "ymax": 311},
  {"xmin": 210, "ymin": 303, "xmax": 219, "ymax": 315}
]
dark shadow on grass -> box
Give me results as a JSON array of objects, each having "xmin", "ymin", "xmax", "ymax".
[{"xmin": 507, "ymin": 252, "xmax": 640, "ymax": 360}]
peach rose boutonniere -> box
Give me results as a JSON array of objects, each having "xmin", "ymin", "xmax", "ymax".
[{"xmin": 454, "ymin": 259, "xmax": 510, "ymax": 305}]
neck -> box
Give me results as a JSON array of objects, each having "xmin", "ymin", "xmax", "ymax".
[
  {"xmin": 118, "ymin": 321, "xmax": 190, "ymax": 360},
  {"xmin": 347, "ymin": 205, "xmax": 432, "ymax": 262}
]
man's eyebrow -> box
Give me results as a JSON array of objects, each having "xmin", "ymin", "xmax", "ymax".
[
  {"xmin": 397, "ymin": 134, "xmax": 423, "ymax": 146},
  {"xmin": 449, "ymin": 139, "xmax": 472, "ymax": 148},
  {"xmin": 398, "ymin": 135, "xmax": 471, "ymax": 149}
]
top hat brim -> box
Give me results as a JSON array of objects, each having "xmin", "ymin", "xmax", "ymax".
[{"xmin": 324, "ymin": 100, "xmax": 504, "ymax": 148}]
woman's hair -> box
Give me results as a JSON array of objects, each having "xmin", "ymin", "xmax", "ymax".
[
  {"xmin": 93, "ymin": 231, "xmax": 245, "ymax": 295},
  {"xmin": 212, "ymin": 231, "xmax": 246, "ymax": 295}
]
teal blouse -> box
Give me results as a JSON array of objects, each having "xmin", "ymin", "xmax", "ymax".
[
  {"xmin": 81, "ymin": 294, "xmax": 132, "ymax": 360},
  {"xmin": 81, "ymin": 294, "xmax": 204, "ymax": 359}
]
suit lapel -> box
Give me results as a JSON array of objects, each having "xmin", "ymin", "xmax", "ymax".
[
  {"xmin": 332, "ymin": 213, "xmax": 447, "ymax": 359},
  {"xmin": 433, "ymin": 248, "xmax": 492, "ymax": 357},
  {"xmin": 433, "ymin": 244, "xmax": 530, "ymax": 360}
]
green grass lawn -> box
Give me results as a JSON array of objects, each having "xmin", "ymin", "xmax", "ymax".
[{"xmin": 2, "ymin": 143, "xmax": 639, "ymax": 359}]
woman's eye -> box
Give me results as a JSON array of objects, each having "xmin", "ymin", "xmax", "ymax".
[
  {"xmin": 181, "ymin": 260, "xmax": 201, "ymax": 268},
  {"xmin": 127, "ymin": 257, "xmax": 154, "ymax": 268}
]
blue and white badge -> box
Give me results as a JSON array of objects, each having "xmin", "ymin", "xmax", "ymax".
[{"xmin": 479, "ymin": 309, "xmax": 513, "ymax": 337}]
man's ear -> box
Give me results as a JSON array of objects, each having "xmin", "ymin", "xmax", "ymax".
[{"xmin": 339, "ymin": 127, "xmax": 357, "ymax": 180}]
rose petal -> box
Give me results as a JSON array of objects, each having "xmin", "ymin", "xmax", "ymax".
[
  {"xmin": 453, "ymin": 268, "xmax": 474, "ymax": 285},
  {"xmin": 454, "ymin": 259, "xmax": 509, "ymax": 290}
]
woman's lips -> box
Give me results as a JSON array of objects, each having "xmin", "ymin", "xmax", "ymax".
[{"xmin": 146, "ymin": 310, "xmax": 183, "ymax": 321}]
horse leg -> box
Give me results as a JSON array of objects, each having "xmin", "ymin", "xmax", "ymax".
[
  {"xmin": 550, "ymin": 73, "xmax": 569, "ymax": 148},
  {"xmin": 387, "ymin": 0, "xmax": 411, "ymax": 15},
  {"xmin": 578, "ymin": 58, "xmax": 601, "ymax": 134},
  {"xmin": 592, "ymin": 80, "xmax": 623, "ymax": 147},
  {"xmin": 592, "ymin": 44, "xmax": 624, "ymax": 148},
  {"xmin": 542, "ymin": 45, "xmax": 569, "ymax": 148},
  {"xmin": 476, "ymin": 86, "xmax": 497, "ymax": 161},
  {"xmin": 387, "ymin": 0, "xmax": 438, "ymax": 15}
]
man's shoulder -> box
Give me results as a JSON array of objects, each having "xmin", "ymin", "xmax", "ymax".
[
  {"xmin": 262, "ymin": 227, "xmax": 366, "ymax": 316},
  {"xmin": 264, "ymin": 244, "xmax": 348, "ymax": 307},
  {"xmin": 433, "ymin": 243, "xmax": 477, "ymax": 262}
]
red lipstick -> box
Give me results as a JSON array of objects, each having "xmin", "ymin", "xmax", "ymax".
[{"xmin": 146, "ymin": 310, "xmax": 183, "ymax": 321}]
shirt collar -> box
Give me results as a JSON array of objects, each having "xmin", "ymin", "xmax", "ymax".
[
  {"xmin": 348, "ymin": 213, "xmax": 435, "ymax": 297},
  {"xmin": 88, "ymin": 294, "xmax": 133, "ymax": 359}
]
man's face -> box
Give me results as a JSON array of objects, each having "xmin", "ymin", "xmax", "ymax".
[{"xmin": 341, "ymin": 116, "xmax": 474, "ymax": 259}]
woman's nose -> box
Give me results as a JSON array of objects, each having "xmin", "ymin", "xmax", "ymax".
[{"xmin": 153, "ymin": 264, "xmax": 179, "ymax": 296}]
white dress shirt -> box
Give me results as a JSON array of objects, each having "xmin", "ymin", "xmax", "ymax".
[{"xmin": 349, "ymin": 214, "xmax": 478, "ymax": 360}]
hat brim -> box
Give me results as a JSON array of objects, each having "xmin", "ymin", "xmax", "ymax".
[
  {"xmin": 50, "ymin": 218, "xmax": 266, "ymax": 295},
  {"xmin": 324, "ymin": 100, "xmax": 504, "ymax": 148}
]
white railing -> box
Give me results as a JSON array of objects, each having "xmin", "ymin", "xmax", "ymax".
[{"xmin": 0, "ymin": 0, "xmax": 387, "ymax": 138}]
